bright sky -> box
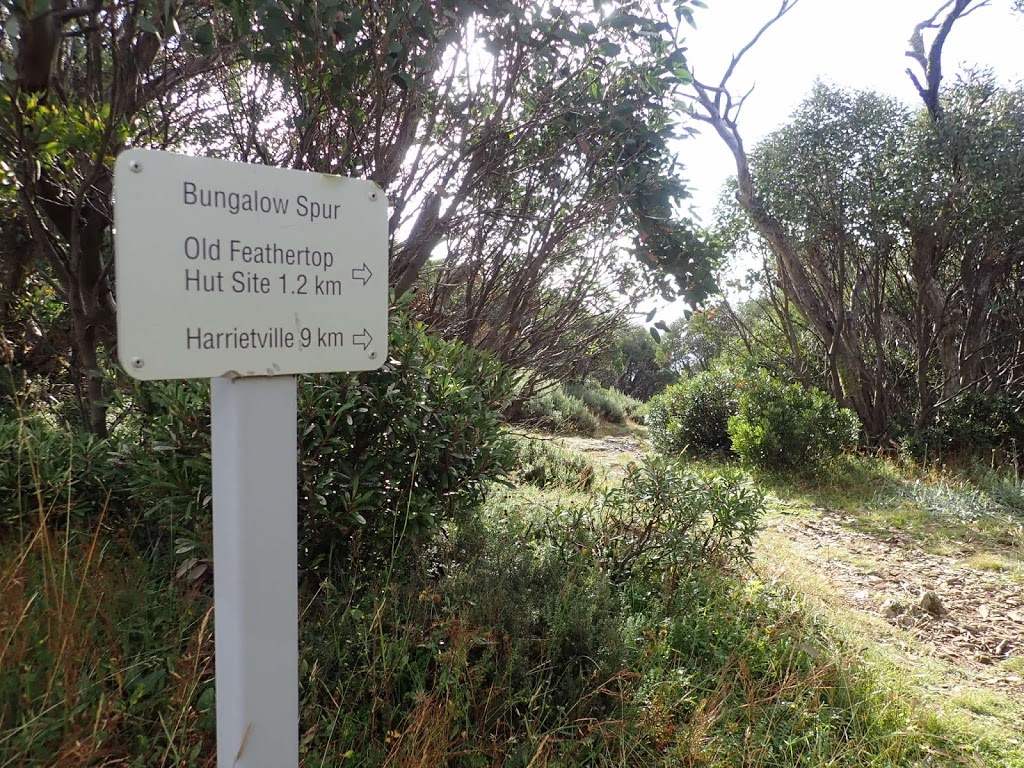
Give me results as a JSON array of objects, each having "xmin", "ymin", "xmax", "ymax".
[
  {"xmin": 642, "ymin": 0, "xmax": 1024, "ymax": 322},
  {"xmin": 678, "ymin": 0, "xmax": 1024, "ymax": 224}
]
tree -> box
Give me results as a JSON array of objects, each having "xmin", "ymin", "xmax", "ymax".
[
  {"xmin": 584, "ymin": 321, "xmax": 676, "ymax": 401},
  {"xmin": 688, "ymin": 0, "xmax": 1024, "ymax": 438},
  {"xmin": 1, "ymin": 0, "xmax": 721, "ymax": 431},
  {"xmin": 0, "ymin": 0, "xmax": 239, "ymax": 433},
  {"xmin": 660, "ymin": 301, "xmax": 740, "ymax": 376},
  {"xmin": 219, "ymin": 0, "xmax": 721, "ymax": 384}
]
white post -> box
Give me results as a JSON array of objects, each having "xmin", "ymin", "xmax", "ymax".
[{"xmin": 212, "ymin": 375, "xmax": 299, "ymax": 768}]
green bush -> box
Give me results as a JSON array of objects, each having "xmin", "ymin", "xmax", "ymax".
[
  {"xmin": 908, "ymin": 390, "xmax": 1024, "ymax": 459},
  {"xmin": 727, "ymin": 375, "xmax": 860, "ymax": 471},
  {"xmin": 0, "ymin": 413, "xmax": 117, "ymax": 528},
  {"xmin": 645, "ymin": 369, "xmax": 738, "ymax": 457},
  {"xmin": 514, "ymin": 383, "xmax": 600, "ymax": 435},
  {"xmin": 563, "ymin": 381, "xmax": 644, "ymax": 424},
  {"xmin": 3, "ymin": 313, "xmax": 517, "ymax": 577},
  {"xmin": 547, "ymin": 456, "xmax": 765, "ymax": 590},
  {"xmin": 508, "ymin": 434, "xmax": 597, "ymax": 491},
  {"xmin": 294, "ymin": 315, "xmax": 517, "ymax": 574}
]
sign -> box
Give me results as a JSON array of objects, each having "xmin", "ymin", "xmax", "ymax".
[
  {"xmin": 114, "ymin": 150, "xmax": 390, "ymax": 768},
  {"xmin": 114, "ymin": 149, "xmax": 388, "ymax": 380}
]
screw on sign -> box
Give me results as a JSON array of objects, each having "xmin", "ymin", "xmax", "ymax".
[{"xmin": 114, "ymin": 149, "xmax": 388, "ymax": 768}]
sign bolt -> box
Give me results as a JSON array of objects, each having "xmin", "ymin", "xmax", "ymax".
[
  {"xmin": 367, "ymin": 350, "xmax": 377, "ymax": 360},
  {"xmin": 368, "ymin": 190, "xmax": 377, "ymax": 201},
  {"xmin": 131, "ymin": 356, "xmax": 144, "ymax": 369},
  {"xmin": 129, "ymin": 160, "xmax": 142, "ymax": 173}
]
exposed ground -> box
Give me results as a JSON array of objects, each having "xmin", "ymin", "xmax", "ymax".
[{"xmin": 761, "ymin": 506, "xmax": 1024, "ymax": 689}]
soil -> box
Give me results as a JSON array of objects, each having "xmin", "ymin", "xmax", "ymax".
[{"xmin": 761, "ymin": 508, "xmax": 1024, "ymax": 696}]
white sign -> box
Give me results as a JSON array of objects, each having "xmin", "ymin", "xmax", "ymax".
[{"xmin": 114, "ymin": 149, "xmax": 388, "ymax": 380}]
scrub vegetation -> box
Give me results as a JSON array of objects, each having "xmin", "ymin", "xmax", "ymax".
[{"xmin": 3, "ymin": 0, "xmax": 1024, "ymax": 766}]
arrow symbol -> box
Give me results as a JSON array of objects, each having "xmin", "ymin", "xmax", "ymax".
[
  {"xmin": 353, "ymin": 329, "xmax": 373, "ymax": 349},
  {"xmin": 351, "ymin": 263, "xmax": 373, "ymax": 286}
]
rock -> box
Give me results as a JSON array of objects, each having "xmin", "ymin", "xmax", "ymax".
[
  {"xmin": 880, "ymin": 597, "xmax": 908, "ymax": 619},
  {"xmin": 896, "ymin": 614, "xmax": 917, "ymax": 629},
  {"xmin": 919, "ymin": 590, "xmax": 947, "ymax": 617}
]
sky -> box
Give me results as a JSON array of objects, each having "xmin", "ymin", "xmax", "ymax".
[
  {"xmin": 676, "ymin": 0, "xmax": 1024, "ymax": 225},
  {"xmin": 638, "ymin": 0, "xmax": 1024, "ymax": 323}
]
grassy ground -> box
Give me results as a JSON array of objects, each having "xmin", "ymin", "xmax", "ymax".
[
  {"xmin": 5, "ymin": 419, "xmax": 1022, "ymax": 766},
  {"xmin": 572, "ymin": 433, "xmax": 1024, "ymax": 767},
  {"xmin": 750, "ymin": 459, "xmax": 1024, "ymax": 768}
]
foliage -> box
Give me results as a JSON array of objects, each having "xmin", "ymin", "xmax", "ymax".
[
  {"xmin": 659, "ymin": 302, "xmax": 739, "ymax": 376},
  {"xmin": 548, "ymin": 457, "xmax": 765, "ymax": 589},
  {"xmin": 645, "ymin": 368, "xmax": 738, "ymax": 457},
  {"xmin": 1, "ymin": 314, "xmax": 516, "ymax": 576},
  {"xmin": 512, "ymin": 382, "xmax": 601, "ymax": 435},
  {"xmin": 564, "ymin": 380, "xmax": 644, "ymax": 424},
  {"xmin": 589, "ymin": 322, "xmax": 677, "ymax": 401},
  {"xmin": 278, "ymin": 314, "xmax": 517, "ymax": 573},
  {"xmin": 713, "ymin": 74, "xmax": 1024, "ymax": 442},
  {"xmin": 0, "ymin": 0, "xmax": 721, "ymax": 437},
  {"xmin": 727, "ymin": 374, "xmax": 860, "ymax": 472},
  {"xmin": 0, "ymin": 520, "xmax": 217, "ymax": 766},
  {"xmin": 3, "ymin": 447, "xmax": 942, "ymax": 767},
  {"xmin": 0, "ymin": 0, "xmax": 241, "ymax": 435},
  {"xmin": 907, "ymin": 390, "xmax": 1024, "ymax": 458},
  {"xmin": 0, "ymin": 413, "xmax": 117, "ymax": 528},
  {"xmin": 507, "ymin": 433, "xmax": 597, "ymax": 492}
]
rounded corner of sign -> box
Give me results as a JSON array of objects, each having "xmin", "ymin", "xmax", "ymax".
[{"xmin": 118, "ymin": 357, "xmax": 150, "ymax": 381}]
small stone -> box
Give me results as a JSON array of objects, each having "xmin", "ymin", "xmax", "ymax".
[
  {"xmin": 896, "ymin": 614, "xmax": 917, "ymax": 629},
  {"xmin": 880, "ymin": 597, "xmax": 908, "ymax": 619},
  {"xmin": 919, "ymin": 590, "xmax": 947, "ymax": 617}
]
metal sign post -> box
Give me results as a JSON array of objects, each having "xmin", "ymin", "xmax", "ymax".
[
  {"xmin": 211, "ymin": 375, "xmax": 298, "ymax": 767},
  {"xmin": 114, "ymin": 150, "xmax": 388, "ymax": 767}
]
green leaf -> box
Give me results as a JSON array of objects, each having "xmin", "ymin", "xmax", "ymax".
[{"xmin": 138, "ymin": 16, "xmax": 160, "ymax": 36}]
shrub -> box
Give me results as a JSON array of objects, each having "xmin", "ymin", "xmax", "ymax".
[
  {"xmin": 295, "ymin": 315, "xmax": 517, "ymax": 574},
  {"xmin": 0, "ymin": 413, "xmax": 117, "ymax": 528},
  {"xmin": 507, "ymin": 434, "xmax": 597, "ymax": 491},
  {"xmin": 3, "ymin": 313, "xmax": 517, "ymax": 577},
  {"xmin": 727, "ymin": 375, "xmax": 860, "ymax": 471},
  {"xmin": 547, "ymin": 456, "xmax": 765, "ymax": 590},
  {"xmin": 908, "ymin": 390, "xmax": 1024, "ymax": 459},
  {"xmin": 563, "ymin": 381, "xmax": 644, "ymax": 424},
  {"xmin": 513, "ymin": 383, "xmax": 600, "ymax": 435},
  {"xmin": 645, "ymin": 369, "xmax": 738, "ymax": 457}
]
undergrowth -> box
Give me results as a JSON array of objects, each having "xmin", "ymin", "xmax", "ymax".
[{"xmin": 2, "ymin": 438, "xmax": 964, "ymax": 767}]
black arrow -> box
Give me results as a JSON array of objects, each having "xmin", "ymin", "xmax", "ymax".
[
  {"xmin": 351, "ymin": 263, "xmax": 373, "ymax": 286},
  {"xmin": 353, "ymin": 329, "xmax": 373, "ymax": 349}
]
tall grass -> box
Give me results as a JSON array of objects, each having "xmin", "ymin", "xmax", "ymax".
[{"xmin": 2, "ymin": 418, "xmax": 969, "ymax": 767}]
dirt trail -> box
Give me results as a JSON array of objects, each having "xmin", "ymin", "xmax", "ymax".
[{"xmin": 762, "ymin": 508, "xmax": 1024, "ymax": 696}]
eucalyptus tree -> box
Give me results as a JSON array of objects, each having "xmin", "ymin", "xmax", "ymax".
[
  {"xmin": 214, "ymin": 0, "xmax": 718, "ymax": 384},
  {"xmin": 2, "ymin": 0, "xmax": 718, "ymax": 431},
  {"xmin": 0, "ymin": 0, "xmax": 240, "ymax": 433},
  {"xmin": 689, "ymin": 0, "xmax": 1024, "ymax": 437}
]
